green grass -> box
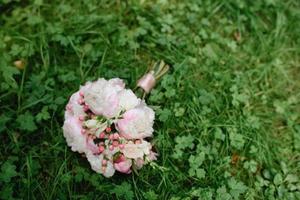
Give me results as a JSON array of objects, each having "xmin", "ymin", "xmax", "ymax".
[{"xmin": 1, "ymin": 0, "xmax": 300, "ymax": 199}]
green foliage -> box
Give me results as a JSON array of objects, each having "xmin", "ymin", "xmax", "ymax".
[
  {"xmin": 143, "ymin": 190, "xmax": 158, "ymax": 200},
  {"xmin": 0, "ymin": 161, "xmax": 18, "ymax": 183},
  {"xmin": 16, "ymin": 111, "xmax": 37, "ymax": 132},
  {"xmin": 173, "ymin": 135, "xmax": 195, "ymax": 159},
  {"xmin": 111, "ymin": 182, "xmax": 134, "ymax": 200},
  {"xmin": 0, "ymin": 0, "xmax": 300, "ymax": 199},
  {"xmin": 227, "ymin": 178, "xmax": 248, "ymax": 199}
]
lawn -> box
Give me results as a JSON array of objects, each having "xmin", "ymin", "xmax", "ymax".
[{"xmin": 1, "ymin": 0, "xmax": 300, "ymax": 199}]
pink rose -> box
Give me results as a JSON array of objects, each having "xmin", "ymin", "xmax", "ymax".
[{"xmin": 117, "ymin": 104, "xmax": 155, "ymax": 139}]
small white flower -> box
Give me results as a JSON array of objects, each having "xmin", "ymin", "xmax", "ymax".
[{"xmin": 84, "ymin": 119, "xmax": 98, "ymax": 128}]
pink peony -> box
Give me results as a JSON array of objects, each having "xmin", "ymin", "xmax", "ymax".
[
  {"xmin": 64, "ymin": 92, "xmax": 86, "ymax": 119},
  {"xmin": 62, "ymin": 116, "xmax": 86, "ymax": 153},
  {"xmin": 86, "ymin": 153, "xmax": 115, "ymax": 177},
  {"xmin": 117, "ymin": 104, "xmax": 155, "ymax": 139},
  {"xmin": 86, "ymin": 152, "xmax": 104, "ymax": 173},
  {"xmin": 83, "ymin": 78, "xmax": 122, "ymax": 118}
]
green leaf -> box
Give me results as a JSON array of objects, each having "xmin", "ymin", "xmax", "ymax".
[
  {"xmin": 228, "ymin": 128, "xmax": 245, "ymax": 150},
  {"xmin": 0, "ymin": 161, "xmax": 18, "ymax": 183},
  {"xmin": 54, "ymin": 96, "xmax": 65, "ymax": 105},
  {"xmin": 188, "ymin": 152, "xmax": 206, "ymax": 179},
  {"xmin": 284, "ymin": 174, "xmax": 298, "ymax": 184},
  {"xmin": 36, "ymin": 106, "xmax": 50, "ymax": 122},
  {"xmin": 149, "ymin": 90, "xmax": 164, "ymax": 103},
  {"xmin": 157, "ymin": 108, "xmax": 172, "ymax": 122},
  {"xmin": 195, "ymin": 168, "xmax": 206, "ymax": 179},
  {"xmin": 144, "ymin": 190, "xmax": 158, "ymax": 200},
  {"xmin": 247, "ymin": 115, "xmax": 260, "ymax": 129},
  {"xmin": 174, "ymin": 107, "xmax": 185, "ymax": 117},
  {"xmin": 216, "ymin": 186, "xmax": 232, "ymax": 200},
  {"xmin": 273, "ymin": 100, "xmax": 286, "ymax": 114},
  {"xmin": 0, "ymin": 57, "xmax": 20, "ymax": 89},
  {"xmin": 249, "ymin": 145, "xmax": 258, "ymax": 154},
  {"xmin": 16, "ymin": 111, "xmax": 37, "ymax": 132},
  {"xmin": 173, "ymin": 135, "xmax": 195, "ymax": 159},
  {"xmin": 0, "ymin": 114, "xmax": 10, "ymax": 133},
  {"xmin": 34, "ymin": 0, "xmax": 43, "ymax": 6},
  {"xmin": 294, "ymin": 125, "xmax": 300, "ymax": 150},
  {"xmin": 111, "ymin": 182, "xmax": 134, "ymax": 200},
  {"xmin": 27, "ymin": 15, "xmax": 43, "ymax": 25},
  {"xmin": 228, "ymin": 178, "xmax": 247, "ymax": 199},
  {"xmin": 189, "ymin": 152, "xmax": 205, "ymax": 167},
  {"xmin": 243, "ymin": 160, "xmax": 258, "ymax": 173},
  {"xmin": 190, "ymin": 188, "xmax": 213, "ymax": 199},
  {"xmin": 273, "ymin": 173, "xmax": 283, "ymax": 186},
  {"xmin": 0, "ymin": 184, "xmax": 14, "ymax": 200},
  {"xmin": 214, "ymin": 127, "xmax": 225, "ymax": 141},
  {"xmin": 165, "ymin": 89, "xmax": 176, "ymax": 98}
]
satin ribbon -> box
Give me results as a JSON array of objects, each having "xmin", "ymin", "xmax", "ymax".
[{"xmin": 137, "ymin": 71, "xmax": 156, "ymax": 93}]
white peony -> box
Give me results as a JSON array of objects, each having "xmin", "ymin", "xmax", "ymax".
[
  {"xmin": 118, "ymin": 89, "xmax": 140, "ymax": 111},
  {"xmin": 108, "ymin": 78, "xmax": 125, "ymax": 90}
]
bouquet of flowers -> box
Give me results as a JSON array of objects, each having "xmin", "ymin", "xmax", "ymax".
[{"xmin": 63, "ymin": 61, "xmax": 169, "ymax": 177}]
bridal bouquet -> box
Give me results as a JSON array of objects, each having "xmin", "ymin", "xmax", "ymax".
[{"xmin": 63, "ymin": 61, "xmax": 169, "ymax": 177}]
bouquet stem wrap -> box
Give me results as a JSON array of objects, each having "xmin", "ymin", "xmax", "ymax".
[{"xmin": 137, "ymin": 61, "xmax": 169, "ymax": 94}]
